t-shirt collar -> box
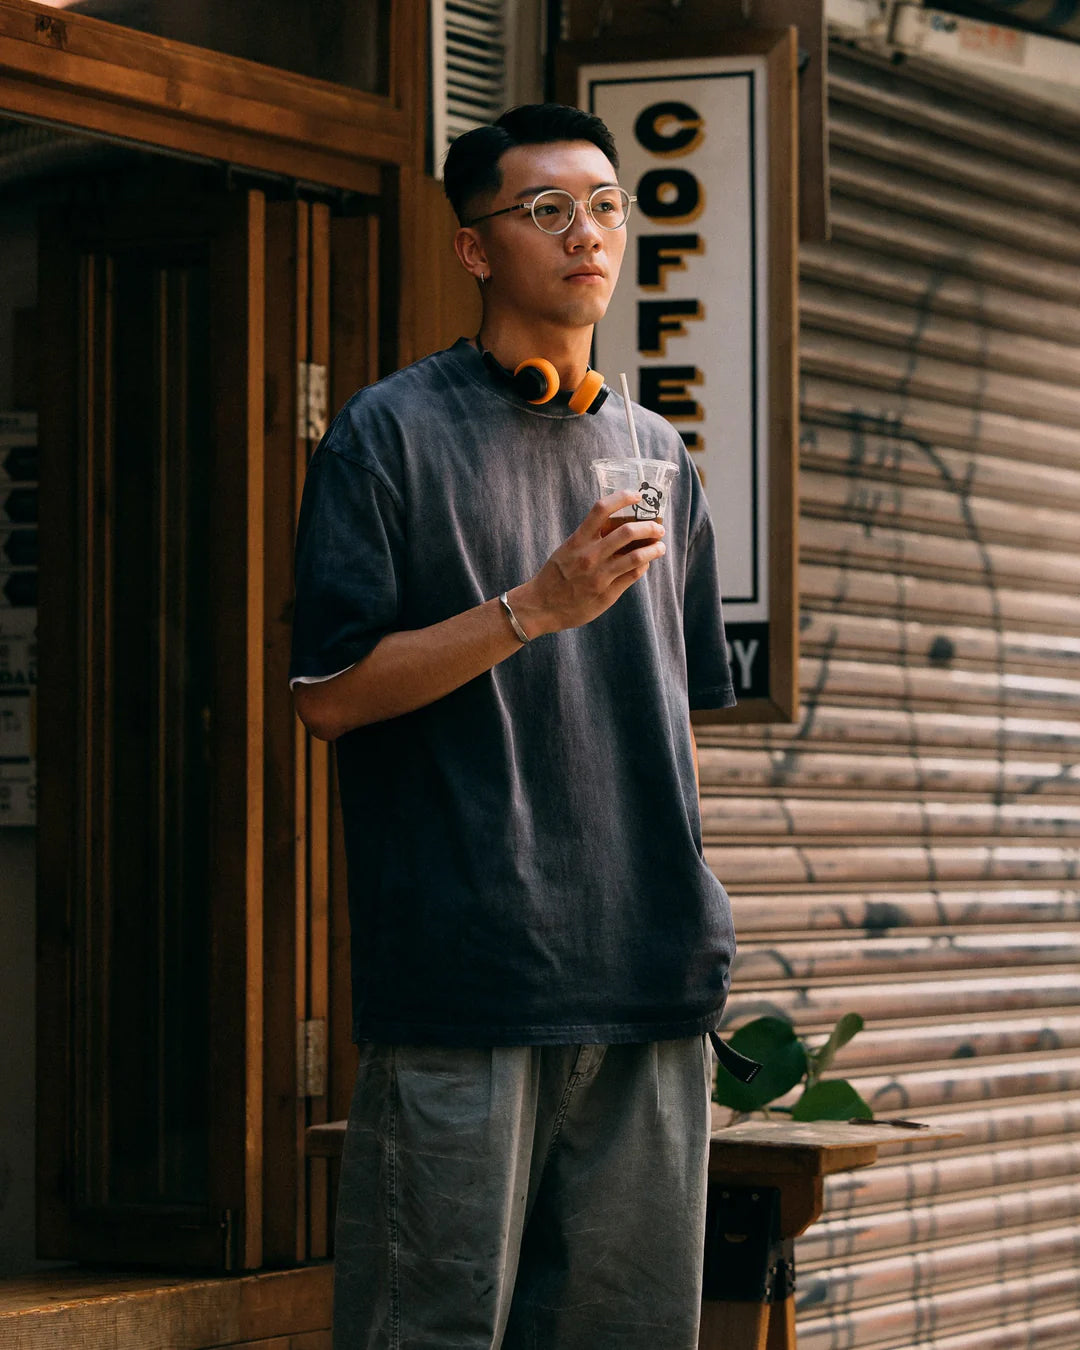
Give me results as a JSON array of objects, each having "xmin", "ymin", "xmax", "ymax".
[{"xmin": 450, "ymin": 337, "xmax": 583, "ymax": 419}]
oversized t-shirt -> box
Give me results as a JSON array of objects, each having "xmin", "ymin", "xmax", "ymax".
[{"xmin": 290, "ymin": 338, "xmax": 737, "ymax": 1046}]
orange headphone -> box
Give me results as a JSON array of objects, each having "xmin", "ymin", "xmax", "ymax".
[{"xmin": 479, "ymin": 344, "xmax": 611, "ymax": 415}]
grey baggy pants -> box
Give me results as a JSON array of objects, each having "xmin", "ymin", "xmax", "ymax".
[{"xmin": 332, "ymin": 1038, "xmax": 714, "ymax": 1350}]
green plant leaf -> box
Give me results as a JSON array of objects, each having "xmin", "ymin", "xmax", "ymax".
[
  {"xmin": 790, "ymin": 1078, "xmax": 873, "ymax": 1121},
  {"xmin": 712, "ymin": 1017, "xmax": 808, "ymax": 1113},
  {"xmin": 808, "ymin": 1013, "xmax": 864, "ymax": 1081}
]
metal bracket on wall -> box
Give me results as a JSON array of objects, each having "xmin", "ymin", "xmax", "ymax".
[{"xmin": 702, "ymin": 1183, "xmax": 795, "ymax": 1303}]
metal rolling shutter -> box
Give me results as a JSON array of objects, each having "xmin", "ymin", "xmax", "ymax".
[{"xmin": 697, "ymin": 42, "xmax": 1080, "ymax": 1349}]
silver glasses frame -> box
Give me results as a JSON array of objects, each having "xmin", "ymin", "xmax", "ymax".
[{"xmin": 464, "ymin": 186, "xmax": 636, "ymax": 235}]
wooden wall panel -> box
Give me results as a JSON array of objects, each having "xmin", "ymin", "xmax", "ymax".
[{"xmin": 398, "ymin": 169, "xmax": 480, "ymax": 367}]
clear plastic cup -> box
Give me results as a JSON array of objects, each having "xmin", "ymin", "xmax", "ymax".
[{"xmin": 591, "ymin": 457, "xmax": 680, "ymax": 538}]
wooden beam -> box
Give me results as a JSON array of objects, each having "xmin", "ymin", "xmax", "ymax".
[{"xmin": 0, "ymin": 0, "xmax": 404, "ymax": 189}]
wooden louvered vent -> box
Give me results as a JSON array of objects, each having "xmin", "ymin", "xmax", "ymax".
[
  {"xmin": 698, "ymin": 41, "xmax": 1080, "ymax": 1350},
  {"xmin": 429, "ymin": 0, "xmax": 509, "ymax": 176}
]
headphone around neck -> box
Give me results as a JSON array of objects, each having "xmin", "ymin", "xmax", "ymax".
[{"xmin": 478, "ymin": 342, "xmax": 611, "ymax": 416}]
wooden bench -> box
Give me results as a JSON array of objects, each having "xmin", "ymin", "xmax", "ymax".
[{"xmin": 0, "ymin": 1264, "xmax": 332, "ymax": 1349}]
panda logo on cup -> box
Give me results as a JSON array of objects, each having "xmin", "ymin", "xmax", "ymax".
[
  {"xmin": 590, "ymin": 457, "xmax": 679, "ymax": 535},
  {"xmin": 634, "ymin": 481, "xmax": 663, "ymax": 521}
]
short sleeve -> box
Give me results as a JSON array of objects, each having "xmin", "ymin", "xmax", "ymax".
[
  {"xmin": 683, "ymin": 474, "xmax": 737, "ymax": 711},
  {"xmin": 289, "ymin": 437, "xmax": 404, "ymax": 685}
]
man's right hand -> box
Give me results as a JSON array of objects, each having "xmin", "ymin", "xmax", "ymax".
[
  {"xmin": 294, "ymin": 490, "xmax": 664, "ymax": 739},
  {"xmin": 506, "ymin": 489, "xmax": 666, "ymax": 640}
]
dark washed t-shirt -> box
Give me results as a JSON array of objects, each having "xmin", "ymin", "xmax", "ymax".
[{"xmin": 290, "ymin": 338, "xmax": 737, "ymax": 1045}]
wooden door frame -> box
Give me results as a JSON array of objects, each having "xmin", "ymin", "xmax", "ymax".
[
  {"xmin": 0, "ymin": 0, "xmax": 433, "ymax": 382},
  {"xmin": 33, "ymin": 168, "xmax": 380, "ymax": 1275},
  {"xmin": 0, "ymin": 0, "xmax": 425, "ymax": 189},
  {"xmin": 34, "ymin": 176, "xmax": 271, "ymax": 1271},
  {"xmin": 11, "ymin": 0, "xmax": 460, "ymax": 1272}
]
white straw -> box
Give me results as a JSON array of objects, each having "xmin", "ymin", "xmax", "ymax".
[{"xmin": 618, "ymin": 372, "xmax": 641, "ymax": 458}]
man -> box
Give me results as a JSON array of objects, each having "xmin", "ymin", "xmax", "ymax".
[{"xmin": 290, "ymin": 103, "xmax": 737, "ymax": 1350}]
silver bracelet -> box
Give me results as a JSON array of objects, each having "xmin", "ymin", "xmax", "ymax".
[{"xmin": 498, "ymin": 591, "xmax": 530, "ymax": 645}]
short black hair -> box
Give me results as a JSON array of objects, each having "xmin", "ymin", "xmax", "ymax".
[{"xmin": 443, "ymin": 103, "xmax": 619, "ymax": 225}]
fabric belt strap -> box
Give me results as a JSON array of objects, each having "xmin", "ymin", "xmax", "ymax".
[{"xmin": 708, "ymin": 1030, "xmax": 762, "ymax": 1084}]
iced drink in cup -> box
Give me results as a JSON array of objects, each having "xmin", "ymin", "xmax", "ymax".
[{"xmin": 591, "ymin": 457, "xmax": 679, "ymax": 547}]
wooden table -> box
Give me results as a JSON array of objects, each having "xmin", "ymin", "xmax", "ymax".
[{"xmin": 701, "ymin": 1117, "xmax": 961, "ymax": 1350}]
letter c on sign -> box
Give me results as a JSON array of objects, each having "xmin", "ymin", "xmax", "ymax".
[{"xmin": 634, "ymin": 101, "xmax": 704, "ymax": 157}]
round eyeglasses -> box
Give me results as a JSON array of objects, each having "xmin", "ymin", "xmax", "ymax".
[{"xmin": 465, "ymin": 187, "xmax": 635, "ymax": 235}]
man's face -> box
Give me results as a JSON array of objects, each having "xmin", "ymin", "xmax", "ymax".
[{"xmin": 468, "ymin": 140, "xmax": 627, "ymax": 331}]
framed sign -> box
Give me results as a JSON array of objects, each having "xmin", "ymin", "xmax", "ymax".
[{"xmin": 568, "ymin": 32, "xmax": 799, "ymax": 721}]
